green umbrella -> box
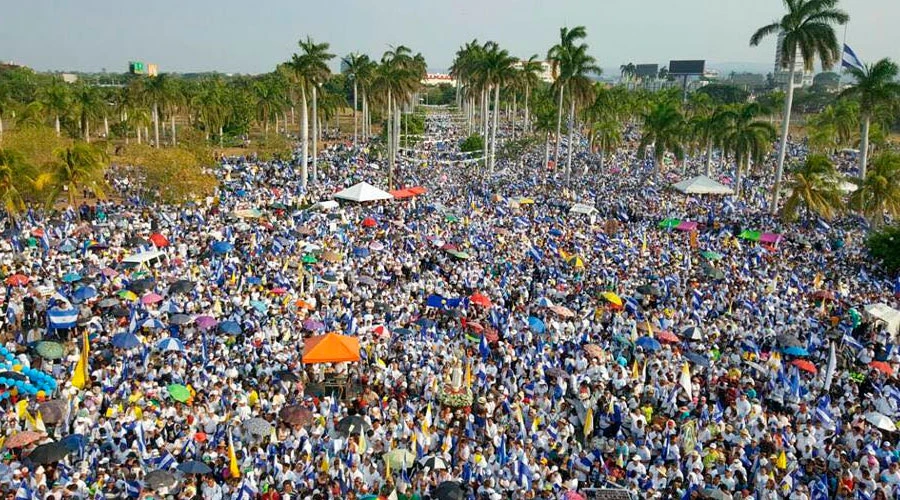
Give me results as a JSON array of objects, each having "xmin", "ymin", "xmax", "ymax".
[
  {"xmin": 301, "ymin": 254, "xmax": 317, "ymax": 264},
  {"xmin": 34, "ymin": 341, "xmax": 65, "ymax": 360},
  {"xmin": 383, "ymin": 448, "xmax": 416, "ymax": 469},
  {"xmin": 445, "ymin": 214, "xmax": 460, "ymax": 223},
  {"xmin": 700, "ymin": 251, "xmax": 723, "ymax": 261},
  {"xmin": 658, "ymin": 218, "xmax": 681, "ymax": 229},
  {"xmin": 703, "ymin": 267, "xmax": 726, "ymax": 280},
  {"xmin": 450, "ymin": 251, "xmax": 470, "ymax": 260},
  {"xmin": 738, "ymin": 230, "xmax": 761, "ymax": 241},
  {"xmin": 167, "ymin": 384, "xmax": 191, "ymax": 403}
]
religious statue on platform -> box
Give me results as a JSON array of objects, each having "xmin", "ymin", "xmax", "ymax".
[{"xmin": 438, "ymin": 357, "xmax": 473, "ymax": 408}]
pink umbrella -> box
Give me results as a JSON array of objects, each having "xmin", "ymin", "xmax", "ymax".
[
  {"xmin": 676, "ymin": 221, "xmax": 698, "ymax": 231},
  {"xmin": 100, "ymin": 267, "xmax": 118, "ymax": 278},
  {"xmin": 195, "ymin": 315, "xmax": 217, "ymax": 330},
  {"xmin": 564, "ymin": 491, "xmax": 585, "ymax": 500},
  {"xmin": 141, "ymin": 292, "xmax": 164, "ymax": 304},
  {"xmin": 759, "ymin": 232, "xmax": 782, "ymax": 244}
]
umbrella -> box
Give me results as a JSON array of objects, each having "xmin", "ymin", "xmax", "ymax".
[
  {"xmin": 680, "ymin": 326, "xmax": 702, "ymax": 341},
  {"xmin": 58, "ymin": 240, "xmax": 77, "ymax": 253},
  {"xmin": 97, "ymin": 298, "xmax": 119, "ymax": 308},
  {"xmin": 242, "ymin": 417, "xmax": 273, "ymax": 438},
  {"xmin": 211, "ymin": 241, "xmax": 233, "ymax": 254},
  {"xmin": 383, "ymin": 449, "xmax": 416, "ymax": 469},
  {"xmin": 62, "ymin": 272, "xmax": 82, "ymax": 283},
  {"xmin": 118, "ymin": 290, "xmax": 138, "ymax": 301},
  {"xmin": 5, "ymin": 274, "xmax": 29, "ymax": 286},
  {"xmin": 527, "ymin": 316, "xmax": 546, "ymax": 333},
  {"xmin": 2, "ymin": 431, "xmax": 46, "ymax": 449},
  {"xmin": 583, "ymin": 344, "xmax": 604, "ymax": 359},
  {"xmin": 178, "ymin": 460, "xmax": 212, "ymax": 475},
  {"xmin": 683, "ymin": 351, "xmax": 710, "ymax": 367},
  {"xmin": 336, "ymin": 415, "xmax": 370, "ymax": 435},
  {"xmin": 141, "ymin": 292, "xmax": 164, "ymax": 305},
  {"xmin": 126, "ymin": 237, "xmax": 150, "ymax": 247},
  {"xmin": 658, "ymin": 218, "xmax": 681, "ymax": 229},
  {"xmin": 26, "ymin": 441, "xmax": 71, "ymax": 464},
  {"xmin": 637, "ymin": 284, "xmax": 662, "ymax": 296},
  {"xmin": 110, "ymin": 332, "xmax": 142, "ymax": 350},
  {"xmin": 167, "ymin": 384, "xmax": 191, "ymax": 403},
  {"xmin": 127, "ymin": 278, "xmax": 155, "ymax": 294},
  {"xmin": 549, "ymin": 305, "xmax": 575, "ymax": 318},
  {"xmin": 738, "ymin": 230, "xmax": 761, "ymax": 241},
  {"xmin": 195, "ymin": 315, "xmax": 217, "ymax": 330},
  {"xmin": 302, "ymin": 319, "xmax": 325, "ymax": 332},
  {"xmin": 149, "ymin": 233, "xmax": 169, "ymax": 247},
  {"xmin": 776, "ymin": 334, "xmax": 804, "ymax": 348},
  {"xmin": 469, "ymin": 292, "xmax": 492, "ymax": 308},
  {"xmin": 870, "ymin": 361, "xmax": 894, "ymax": 376},
  {"xmin": 600, "ymin": 291, "xmax": 623, "ymax": 307},
  {"xmin": 792, "ymin": 359, "xmax": 818, "ymax": 374},
  {"xmin": 419, "ymin": 456, "xmax": 448, "ymax": 471},
  {"xmin": 811, "ymin": 290, "xmax": 835, "ymax": 301},
  {"xmin": 156, "ymin": 337, "xmax": 185, "ymax": 352},
  {"xmin": 566, "ymin": 255, "xmax": 585, "ymax": 269},
  {"xmin": 34, "ymin": 341, "xmax": 65, "ymax": 360},
  {"xmin": 145, "ymin": 469, "xmax": 178, "ymax": 489},
  {"xmin": 218, "ymin": 320, "xmax": 242, "ymax": 335},
  {"xmin": 169, "ymin": 313, "xmax": 192, "ymax": 325},
  {"xmin": 60, "ymin": 434, "xmax": 86, "ymax": 452},
  {"xmin": 656, "ymin": 330, "xmax": 679, "ymax": 343},
  {"xmin": 357, "ymin": 275, "xmax": 378, "ymax": 287},
  {"xmin": 301, "ymin": 253, "xmax": 318, "ymax": 264},
  {"xmin": 866, "ymin": 411, "xmax": 897, "ymax": 432},
  {"xmin": 37, "ymin": 400, "xmax": 67, "ymax": 425},
  {"xmin": 703, "ymin": 266, "xmax": 726, "ymax": 280},
  {"xmin": 250, "ymin": 300, "xmax": 269, "ymax": 314},
  {"xmin": 279, "ymin": 405, "xmax": 313, "ymax": 426},
  {"xmin": 782, "ymin": 346, "xmax": 809, "ymax": 357},
  {"xmin": 168, "ymin": 280, "xmax": 194, "ymax": 294},
  {"xmin": 635, "ymin": 337, "xmax": 661, "ymax": 352},
  {"xmin": 353, "ymin": 247, "xmax": 371, "ymax": 258},
  {"xmin": 362, "ymin": 217, "xmax": 377, "ymax": 228},
  {"xmin": 274, "ymin": 370, "xmax": 299, "ymax": 382},
  {"xmin": 433, "ymin": 481, "xmax": 465, "ymax": 500},
  {"xmin": 700, "ymin": 251, "xmax": 723, "ymax": 261},
  {"xmin": 72, "ymin": 286, "xmax": 98, "ymax": 302},
  {"xmin": 322, "ymin": 250, "xmax": 342, "ymax": 263},
  {"xmin": 0, "ymin": 371, "xmax": 26, "ymax": 382}
]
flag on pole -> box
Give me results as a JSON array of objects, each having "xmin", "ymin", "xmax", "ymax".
[
  {"xmin": 583, "ymin": 407, "xmax": 593, "ymax": 438},
  {"xmin": 679, "ymin": 363, "xmax": 693, "ymax": 401},
  {"xmin": 824, "ymin": 342, "xmax": 836, "ymax": 391},
  {"xmin": 842, "ymin": 44, "xmax": 864, "ymax": 71},
  {"xmin": 228, "ymin": 428, "xmax": 241, "ymax": 478},
  {"xmin": 70, "ymin": 330, "xmax": 90, "ymax": 390}
]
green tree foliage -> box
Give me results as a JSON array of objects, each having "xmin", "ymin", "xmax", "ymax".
[
  {"xmin": 866, "ymin": 224, "xmax": 900, "ymax": 275},
  {"xmin": 117, "ymin": 144, "xmax": 218, "ymax": 204},
  {"xmin": 460, "ymin": 134, "xmax": 484, "ymax": 154},
  {"xmin": 781, "ymin": 154, "xmax": 844, "ymax": 222},
  {"xmin": 694, "ymin": 84, "xmax": 750, "ymax": 105}
]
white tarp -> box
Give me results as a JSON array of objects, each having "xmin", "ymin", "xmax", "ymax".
[
  {"xmin": 672, "ymin": 175, "xmax": 734, "ymax": 195},
  {"xmin": 333, "ymin": 182, "xmax": 394, "ymax": 203},
  {"xmin": 569, "ymin": 203, "xmax": 598, "ymax": 215},
  {"xmin": 865, "ymin": 303, "xmax": 900, "ymax": 336}
]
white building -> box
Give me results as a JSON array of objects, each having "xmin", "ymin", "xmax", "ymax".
[
  {"xmin": 423, "ymin": 73, "xmax": 456, "ymax": 86},
  {"xmin": 513, "ymin": 60, "xmax": 555, "ymax": 83},
  {"xmin": 774, "ymin": 32, "xmax": 814, "ymax": 88}
]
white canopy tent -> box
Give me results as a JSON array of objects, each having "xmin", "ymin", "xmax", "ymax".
[
  {"xmin": 865, "ymin": 303, "xmax": 900, "ymax": 337},
  {"xmin": 671, "ymin": 175, "xmax": 734, "ymax": 195},
  {"xmin": 333, "ymin": 182, "xmax": 393, "ymax": 203},
  {"xmin": 569, "ymin": 203, "xmax": 598, "ymax": 215}
]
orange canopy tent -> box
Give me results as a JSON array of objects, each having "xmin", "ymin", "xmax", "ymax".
[
  {"xmin": 389, "ymin": 189, "xmax": 416, "ymax": 199},
  {"xmin": 302, "ymin": 333, "xmax": 361, "ymax": 364},
  {"xmin": 407, "ymin": 186, "xmax": 427, "ymax": 195}
]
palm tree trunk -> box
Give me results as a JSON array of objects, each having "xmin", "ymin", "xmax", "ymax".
[
  {"xmin": 524, "ymin": 86, "xmax": 530, "ymax": 134},
  {"xmin": 543, "ymin": 133, "xmax": 550, "ymax": 185},
  {"xmin": 311, "ymin": 85, "xmax": 318, "ymax": 184},
  {"xmin": 218, "ymin": 126, "xmax": 223, "ymax": 147},
  {"xmin": 705, "ymin": 139, "xmax": 713, "ymax": 177},
  {"xmin": 300, "ymin": 85, "xmax": 309, "ymax": 189},
  {"xmin": 859, "ymin": 114, "xmax": 870, "ymax": 180},
  {"xmin": 84, "ymin": 118, "xmax": 90, "ymax": 143},
  {"xmin": 55, "ymin": 115, "xmax": 61, "ymax": 137},
  {"xmin": 734, "ymin": 156, "xmax": 743, "ymax": 199},
  {"xmin": 137, "ymin": 126, "xmax": 142, "ymax": 145},
  {"xmin": 153, "ymin": 102, "xmax": 160, "ymax": 148},
  {"xmin": 171, "ymin": 114, "xmax": 177, "ymax": 147},
  {"xmin": 511, "ymin": 95, "xmax": 517, "ymax": 140},
  {"xmin": 565, "ymin": 97, "xmax": 575, "ymax": 183},
  {"xmin": 387, "ymin": 91, "xmax": 394, "ymax": 189},
  {"xmin": 394, "ymin": 104, "xmax": 401, "ymax": 165},
  {"xmin": 104, "ymin": 116, "xmax": 109, "ymax": 138},
  {"xmin": 353, "ymin": 80, "xmax": 358, "ymax": 147},
  {"xmin": 490, "ymin": 84, "xmax": 500, "ymax": 173},
  {"xmin": 554, "ymin": 85, "xmax": 566, "ymax": 165},
  {"xmin": 274, "ymin": 114, "xmax": 279, "ymax": 136},
  {"xmin": 770, "ymin": 60, "xmax": 796, "ymax": 214}
]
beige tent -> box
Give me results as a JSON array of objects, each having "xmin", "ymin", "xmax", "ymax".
[
  {"xmin": 672, "ymin": 175, "xmax": 734, "ymax": 195},
  {"xmin": 333, "ymin": 182, "xmax": 393, "ymax": 203}
]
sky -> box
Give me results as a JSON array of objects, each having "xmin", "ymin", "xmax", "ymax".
[{"xmin": 2, "ymin": 0, "xmax": 898, "ymax": 75}]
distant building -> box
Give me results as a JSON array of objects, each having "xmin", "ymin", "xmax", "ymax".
[
  {"xmin": 61, "ymin": 73, "xmax": 78, "ymax": 84},
  {"xmin": 423, "ymin": 73, "xmax": 456, "ymax": 86},
  {"xmin": 813, "ymin": 72, "xmax": 841, "ymax": 91},
  {"xmin": 702, "ymin": 69, "xmax": 720, "ymax": 80},
  {"xmin": 513, "ymin": 60, "xmax": 554, "ymax": 83},
  {"xmin": 728, "ymin": 72, "xmax": 766, "ymax": 90},
  {"xmin": 774, "ymin": 32, "xmax": 814, "ymax": 88}
]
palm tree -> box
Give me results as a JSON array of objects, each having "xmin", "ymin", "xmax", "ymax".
[
  {"xmin": 0, "ymin": 148, "xmax": 29, "ymax": 215},
  {"xmin": 750, "ymin": 0, "xmax": 849, "ymax": 213},
  {"xmin": 720, "ymin": 103, "xmax": 777, "ymax": 198},
  {"xmin": 478, "ymin": 42, "xmax": 517, "ymax": 173},
  {"xmin": 548, "ymin": 26, "xmax": 588, "ymax": 166},
  {"xmin": 291, "ymin": 37, "xmax": 334, "ymax": 187},
  {"xmin": 689, "ymin": 106, "xmax": 728, "ymax": 176},
  {"xmin": 620, "ymin": 63, "xmax": 637, "ymax": 81},
  {"xmin": 39, "ymin": 79, "xmax": 72, "ymax": 137},
  {"xmin": 840, "ymin": 58, "xmax": 900, "ymax": 180},
  {"xmin": 41, "ymin": 143, "xmax": 108, "ymax": 207},
  {"xmin": 806, "ymin": 99, "xmax": 859, "ymax": 153},
  {"xmin": 638, "ymin": 99, "xmax": 685, "ymax": 180},
  {"xmin": 140, "ymin": 74, "xmax": 175, "ymax": 148},
  {"xmin": 71, "ymin": 84, "xmax": 103, "ymax": 143},
  {"xmin": 590, "ymin": 115, "xmax": 622, "ymax": 173},
  {"xmin": 192, "ymin": 78, "xmax": 227, "ymax": 145},
  {"xmin": 342, "ymin": 53, "xmax": 370, "ymax": 146},
  {"xmin": 850, "ymin": 151, "xmax": 900, "ymax": 226},
  {"xmin": 782, "ymin": 154, "xmax": 843, "ymax": 221},
  {"xmin": 253, "ymin": 76, "xmax": 285, "ymax": 138},
  {"xmin": 519, "ymin": 55, "xmax": 543, "ymax": 134}
]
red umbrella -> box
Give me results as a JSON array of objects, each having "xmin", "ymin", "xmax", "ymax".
[
  {"xmin": 656, "ymin": 331, "xmax": 679, "ymax": 343},
  {"xmin": 791, "ymin": 359, "xmax": 817, "ymax": 374},
  {"xmin": 870, "ymin": 361, "xmax": 894, "ymax": 376},
  {"xmin": 362, "ymin": 217, "xmax": 377, "ymax": 228},
  {"xmin": 373, "ymin": 325, "xmax": 391, "ymax": 337},
  {"xmin": 469, "ymin": 292, "xmax": 492, "ymax": 308},
  {"xmin": 5, "ymin": 274, "xmax": 30, "ymax": 286},
  {"xmin": 2, "ymin": 431, "xmax": 46, "ymax": 449},
  {"xmin": 149, "ymin": 233, "xmax": 169, "ymax": 247},
  {"xmin": 464, "ymin": 322, "xmax": 485, "ymax": 333},
  {"xmin": 31, "ymin": 228, "xmax": 44, "ymax": 238}
]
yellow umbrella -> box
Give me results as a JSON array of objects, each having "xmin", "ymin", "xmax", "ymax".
[
  {"xmin": 566, "ymin": 255, "xmax": 585, "ymax": 269},
  {"xmin": 118, "ymin": 290, "xmax": 138, "ymax": 301},
  {"xmin": 516, "ymin": 197, "xmax": 535, "ymax": 205},
  {"xmin": 600, "ymin": 292, "xmax": 623, "ymax": 307}
]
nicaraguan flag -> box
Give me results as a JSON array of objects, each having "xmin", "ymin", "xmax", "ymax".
[
  {"xmin": 842, "ymin": 44, "xmax": 864, "ymax": 71},
  {"xmin": 48, "ymin": 307, "xmax": 78, "ymax": 329}
]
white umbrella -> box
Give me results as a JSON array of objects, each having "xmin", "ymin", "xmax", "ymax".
[{"xmin": 865, "ymin": 411, "xmax": 897, "ymax": 432}]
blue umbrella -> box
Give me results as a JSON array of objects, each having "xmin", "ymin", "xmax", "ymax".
[
  {"xmin": 393, "ymin": 327, "xmax": 414, "ymax": 337},
  {"xmin": 62, "ymin": 272, "xmax": 82, "ymax": 283},
  {"xmin": 211, "ymin": 241, "xmax": 233, "ymax": 254},
  {"xmin": 58, "ymin": 239, "xmax": 77, "ymax": 253},
  {"xmin": 60, "ymin": 434, "xmax": 86, "ymax": 452},
  {"xmin": 218, "ymin": 321, "xmax": 241, "ymax": 335},
  {"xmin": 246, "ymin": 277, "xmax": 262, "ymax": 285},
  {"xmin": 782, "ymin": 346, "xmax": 809, "ymax": 357},
  {"xmin": 250, "ymin": 300, "xmax": 268, "ymax": 314},
  {"xmin": 527, "ymin": 316, "xmax": 546, "ymax": 334},
  {"xmin": 156, "ymin": 337, "xmax": 184, "ymax": 352},
  {"xmin": 683, "ymin": 351, "xmax": 710, "ymax": 367},
  {"xmin": 353, "ymin": 247, "xmax": 371, "ymax": 258},
  {"xmin": 141, "ymin": 318, "xmax": 166, "ymax": 330},
  {"xmin": 72, "ymin": 286, "xmax": 98, "ymax": 302},
  {"xmin": 416, "ymin": 318, "xmax": 436, "ymax": 329},
  {"xmin": 635, "ymin": 337, "xmax": 661, "ymax": 352},
  {"xmin": 111, "ymin": 332, "xmax": 142, "ymax": 350}
]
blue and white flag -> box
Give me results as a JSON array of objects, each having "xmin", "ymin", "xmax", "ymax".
[
  {"xmin": 15, "ymin": 480, "xmax": 32, "ymax": 500},
  {"xmin": 842, "ymin": 44, "xmax": 864, "ymax": 72},
  {"xmin": 135, "ymin": 421, "xmax": 147, "ymax": 459},
  {"xmin": 124, "ymin": 480, "xmax": 142, "ymax": 498},
  {"xmin": 48, "ymin": 307, "xmax": 78, "ymax": 329}
]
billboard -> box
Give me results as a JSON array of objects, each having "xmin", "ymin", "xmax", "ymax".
[
  {"xmin": 129, "ymin": 61, "xmax": 146, "ymax": 74},
  {"xmin": 668, "ymin": 60, "xmax": 705, "ymax": 75},
  {"xmin": 147, "ymin": 64, "xmax": 158, "ymax": 77},
  {"xmin": 635, "ymin": 64, "xmax": 658, "ymax": 78}
]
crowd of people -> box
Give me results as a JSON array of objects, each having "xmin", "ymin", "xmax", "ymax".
[{"xmin": 0, "ymin": 109, "xmax": 898, "ymax": 500}]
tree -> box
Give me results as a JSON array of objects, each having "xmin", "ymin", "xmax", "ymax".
[
  {"xmin": 140, "ymin": 74, "xmax": 175, "ymax": 148},
  {"xmin": 41, "ymin": 142, "xmax": 108, "ymax": 207},
  {"xmin": 519, "ymin": 55, "xmax": 543, "ymax": 135},
  {"xmin": 252, "ymin": 75, "xmax": 284, "ymax": 138},
  {"xmin": 39, "ymin": 79, "xmax": 71, "ymax": 137},
  {"xmin": 694, "ymin": 84, "xmax": 750, "ymax": 105},
  {"xmin": 806, "ymin": 99, "xmax": 858, "ymax": 152},
  {"xmin": 460, "ymin": 134, "xmax": 484, "ymax": 154},
  {"xmin": 477, "ymin": 42, "xmax": 517, "ymax": 173},
  {"xmin": 781, "ymin": 154, "xmax": 843, "ymax": 221},
  {"xmin": 548, "ymin": 26, "xmax": 588, "ymax": 166},
  {"xmin": 850, "ymin": 151, "xmax": 900, "ymax": 227},
  {"xmin": 290, "ymin": 37, "xmax": 334, "ymax": 187},
  {"xmin": 866, "ymin": 224, "xmax": 900, "ymax": 274},
  {"xmin": 342, "ymin": 53, "xmax": 371, "ymax": 146},
  {"xmin": 720, "ymin": 103, "xmax": 777, "ymax": 198},
  {"xmin": 840, "ymin": 58, "xmax": 900, "ymax": 179},
  {"xmin": 118, "ymin": 144, "xmax": 218, "ymax": 204},
  {"xmin": 619, "ymin": 63, "xmax": 636, "ymax": 81},
  {"xmin": 71, "ymin": 84, "xmax": 104, "ymax": 142},
  {"xmin": 689, "ymin": 106, "xmax": 728, "ymax": 176},
  {"xmin": 0, "ymin": 148, "xmax": 29, "ymax": 215},
  {"xmin": 750, "ymin": 0, "xmax": 849, "ymax": 214},
  {"xmin": 638, "ymin": 100, "xmax": 685, "ymax": 180}
]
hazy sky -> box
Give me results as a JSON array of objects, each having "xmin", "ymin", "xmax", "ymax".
[{"xmin": 2, "ymin": 0, "xmax": 898, "ymax": 74}]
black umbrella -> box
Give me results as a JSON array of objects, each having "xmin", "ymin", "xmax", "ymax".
[
  {"xmin": 683, "ymin": 351, "xmax": 710, "ymax": 367},
  {"xmin": 419, "ymin": 456, "xmax": 448, "ymax": 471},
  {"xmin": 177, "ymin": 460, "xmax": 212, "ymax": 475},
  {"xmin": 776, "ymin": 334, "xmax": 803, "ymax": 348},
  {"xmin": 168, "ymin": 280, "xmax": 195, "ymax": 295},
  {"xmin": 637, "ymin": 284, "xmax": 662, "ymax": 296},
  {"xmin": 26, "ymin": 441, "xmax": 71, "ymax": 464},
  {"xmin": 37, "ymin": 400, "xmax": 68, "ymax": 425},
  {"xmin": 107, "ymin": 306, "xmax": 130, "ymax": 318},
  {"xmin": 128, "ymin": 278, "xmax": 156, "ymax": 294},
  {"xmin": 97, "ymin": 298, "xmax": 120, "ymax": 308},
  {"xmin": 169, "ymin": 314, "xmax": 192, "ymax": 325},
  {"xmin": 144, "ymin": 469, "xmax": 177, "ymax": 489},
  {"xmin": 126, "ymin": 237, "xmax": 150, "ymax": 247},
  {"xmin": 680, "ymin": 326, "xmax": 702, "ymax": 341},
  {"xmin": 433, "ymin": 481, "xmax": 465, "ymax": 500},
  {"xmin": 336, "ymin": 415, "xmax": 370, "ymax": 435},
  {"xmin": 274, "ymin": 370, "xmax": 299, "ymax": 382},
  {"xmin": 0, "ymin": 371, "xmax": 27, "ymax": 382}
]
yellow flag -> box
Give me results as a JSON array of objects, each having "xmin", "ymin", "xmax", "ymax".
[
  {"xmin": 248, "ymin": 390, "xmax": 259, "ymax": 407},
  {"xmin": 584, "ymin": 407, "xmax": 593, "ymax": 438},
  {"xmin": 70, "ymin": 330, "xmax": 90, "ymax": 390},
  {"xmin": 776, "ymin": 450, "xmax": 787, "ymax": 470},
  {"xmin": 321, "ymin": 452, "xmax": 330, "ymax": 473},
  {"xmin": 15, "ymin": 400, "xmax": 28, "ymax": 421},
  {"xmin": 632, "ymin": 360, "xmax": 640, "ymax": 381},
  {"xmin": 422, "ymin": 403, "xmax": 432, "ymax": 435},
  {"xmin": 464, "ymin": 361, "xmax": 472, "ymax": 389},
  {"xmin": 641, "ymin": 234, "xmax": 648, "ymax": 255},
  {"xmin": 34, "ymin": 411, "xmax": 46, "ymax": 433},
  {"xmin": 358, "ymin": 430, "xmax": 368, "ymax": 454},
  {"xmin": 645, "ymin": 320, "xmax": 653, "ymax": 336},
  {"xmin": 813, "ymin": 272, "xmax": 823, "ymax": 289},
  {"xmin": 383, "ymin": 454, "xmax": 391, "ymax": 478},
  {"xmin": 227, "ymin": 428, "xmax": 241, "ymax": 478}
]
